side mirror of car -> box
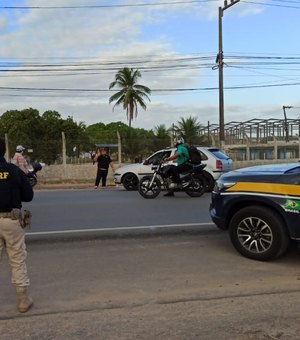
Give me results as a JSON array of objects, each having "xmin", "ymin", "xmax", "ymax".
[{"xmin": 143, "ymin": 160, "xmax": 149, "ymax": 165}]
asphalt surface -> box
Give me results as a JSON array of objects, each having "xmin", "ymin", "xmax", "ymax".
[
  {"xmin": 2, "ymin": 187, "xmax": 300, "ymax": 339},
  {"xmin": 22, "ymin": 188, "xmax": 214, "ymax": 239},
  {"xmin": 1, "ymin": 233, "xmax": 300, "ymax": 339}
]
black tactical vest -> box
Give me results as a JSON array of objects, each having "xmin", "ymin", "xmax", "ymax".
[{"xmin": 0, "ymin": 160, "xmax": 20, "ymax": 212}]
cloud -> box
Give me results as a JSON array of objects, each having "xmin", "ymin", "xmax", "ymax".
[
  {"xmin": 0, "ymin": 0, "xmax": 291, "ymax": 131},
  {"xmin": 0, "ymin": 17, "xmax": 7, "ymax": 33}
]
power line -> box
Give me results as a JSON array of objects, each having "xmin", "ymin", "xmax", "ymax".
[
  {"xmin": 0, "ymin": 1, "xmax": 218, "ymax": 10},
  {"xmin": 1, "ymin": 54, "xmax": 300, "ymax": 77},
  {"xmin": 0, "ymin": 80, "xmax": 299, "ymax": 94},
  {"xmin": 243, "ymin": 0, "xmax": 300, "ymax": 9},
  {"xmin": 2, "ymin": 0, "xmax": 300, "ymax": 10}
]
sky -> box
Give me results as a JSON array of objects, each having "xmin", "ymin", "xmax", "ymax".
[{"xmin": 0, "ymin": 0, "xmax": 299, "ymax": 131}]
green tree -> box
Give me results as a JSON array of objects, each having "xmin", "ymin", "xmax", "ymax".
[
  {"xmin": 62, "ymin": 117, "xmax": 87, "ymax": 159},
  {"xmin": 152, "ymin": 124, "xmax": 170, "ymax": 150},
  {"xmin": 39, "ymin": 111, "xmax": 63, "ymax": 164},
  {"xmin": 121, "ymin": 127, "xmax": 153, "ymax": 162},
  {"xmin": 175, "ymin": 116, "xmax": 203, "ymax": 145},
  {"xmin": 0, "ymin": 108, "xmax": 89, "ymax": 164},
  {"xmin": 0, "ymin": 108, "xmax": 42, "ymax": 161},
  {"xmin": 108, "ymin": 67, "xmax": 151, "ymax": 127}
]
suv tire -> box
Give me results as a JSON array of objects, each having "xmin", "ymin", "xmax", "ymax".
[{"xmin": 229, "ymin": 206, "xmax": 290, "ymax": 261}]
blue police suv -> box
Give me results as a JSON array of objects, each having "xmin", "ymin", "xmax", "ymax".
[{"xmin": 210, "ymin": 162, "xmax": 300, "ymax": 261}]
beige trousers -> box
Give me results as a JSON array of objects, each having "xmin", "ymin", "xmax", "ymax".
[{"xmin": 0, "ymin": 217, "xmax": 29, "ymax": 287}]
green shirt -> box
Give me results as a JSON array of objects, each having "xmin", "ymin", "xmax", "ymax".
[{"xmin": 176, "ymin": 144, "xmax": 189, "ymax": 165}]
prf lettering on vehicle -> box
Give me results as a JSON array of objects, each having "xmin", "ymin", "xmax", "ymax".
[{"xmin": 0, "ymin": 172, "xmax": 9, "ymax": 180}]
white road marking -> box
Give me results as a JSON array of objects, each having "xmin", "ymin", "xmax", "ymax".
[{"xmin": 26, "ymin": 222, "xmax": 215, "ymax": 236}]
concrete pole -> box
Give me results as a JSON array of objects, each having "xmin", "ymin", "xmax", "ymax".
[
  {"xmin": 117, "ymin": 131, "xmax": 122, "ymax": 164},
  {"xmin": 273, "ymin": 135, "xmax": 278, "ymax": 160},
  {"xmin": 62, "ymin": 132, "xmax": 67, "ymax": 165},
  {"xmin": 218, "ymin": 6, "xmax": 225, "ymax": 150},
  {"xmin": 4, "ymin": 133, "xmax": 9, "ymax": 161},
  {"xmin": 246, "ymin": 140, "xmax": 250, "ymax": 161},
  {"xmin": 170, "ymin": 123, "xmax": 175, "ymax": 147},
  {"xmin": 211, "ymin": 133, "xmax": 216, "ymax": 147},
  {"xmin": 217, "ymin": 0, "xmax": 240, "ymax": 150}
]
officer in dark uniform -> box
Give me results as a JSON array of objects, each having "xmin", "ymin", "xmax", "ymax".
[{"xmin": 0, "ymin": 138, "xmax": 34, "ymax": 313}]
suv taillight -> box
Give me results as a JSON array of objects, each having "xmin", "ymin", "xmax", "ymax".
[{"xmin": 216, "ymin": 160, "xmax": 223, "ymax": 170}]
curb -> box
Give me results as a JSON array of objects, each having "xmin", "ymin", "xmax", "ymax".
[{"xmin": 25, "ymin": 223, "xmax": 219, "ymax": 244}]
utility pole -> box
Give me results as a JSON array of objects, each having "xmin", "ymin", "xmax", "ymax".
[
  {"xmin": 282, "ymin": 105, "xmax": 293, "ymax": 142},
  {"xmin": 217, "ymin": 0, "xmax": 240, "ymax": 149}
]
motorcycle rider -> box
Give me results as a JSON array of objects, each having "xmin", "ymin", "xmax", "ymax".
[
  {"xmin": 163, "ymin": 135, "xmax": 192, "ymax": 197},
  {"xmin": 0, "ymin": 138, "xmax": 34, "ymax": 313},
  {"xmin": 12, "ymin": 145, "xmax": 29, "ymax": 174}
]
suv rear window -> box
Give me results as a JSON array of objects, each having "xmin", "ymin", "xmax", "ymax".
[{"xmin": 208, "ymin": 148, "xmax": 230, "ymax": 160}]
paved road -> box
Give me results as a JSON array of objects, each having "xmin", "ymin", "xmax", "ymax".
[
  {"xmin": 1, "ymin": 233, "xmax": 300, "ymax": 339},
  {"xmin": 23, "ymin": 188, "xmax": 214, "ymax": 237}
]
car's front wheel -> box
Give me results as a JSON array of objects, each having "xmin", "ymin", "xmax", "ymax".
[
  {"xmin": 229, "ymin": 206, "xmax": 290, "ymax": 261},
  {"xmin": 122, "ymin": 173, "xmax": 139, "ymax": 191}
]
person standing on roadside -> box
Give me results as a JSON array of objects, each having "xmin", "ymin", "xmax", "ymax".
[
  {"xmin": 94, "ymin": 148, "xmax": 114, "ymax": 189},
  {"xmin": 12, "ymin": 145, "xmax": 29, "ymax": 174},
  {"xmin": 0, "ymin": 138, "xmax": 34, "ymax": 313}
]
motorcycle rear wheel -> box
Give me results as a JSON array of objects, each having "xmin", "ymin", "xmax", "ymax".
[
  {"xmin": 185, "ymin": 176, "xmax": 206, "ymax": 197},
  {"xmin": 138, "ymin": 176, "xmax": 162, "ymax": 199}
]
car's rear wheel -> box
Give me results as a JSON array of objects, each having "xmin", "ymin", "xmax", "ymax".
[
  {"xmin": 229, "ymin": 206, "xmax": 290, "ymax": 261},
  {"xmin": 122, "ymin": 173, "xmax": 138, "ymax": 191}
]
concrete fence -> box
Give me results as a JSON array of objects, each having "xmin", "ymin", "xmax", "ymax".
[
  {"xmin": 36, "ymin": 162, "xmax": 118, "ymax": 186},
  {"xmin": 233, "ymin": 158, "xmax": 299, "ymax": 170},
  {"xmin": 35, "ymin": 158, "xmax": 300, "ymax": 187}
]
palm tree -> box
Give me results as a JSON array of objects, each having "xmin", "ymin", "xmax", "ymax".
[
  {"xmin": 175, "ymin": 116, "xmax": 203, "ymax": 145},
  {"xmin": 109, "ymin": 67, "xmax": 151, "ymax": 127}
]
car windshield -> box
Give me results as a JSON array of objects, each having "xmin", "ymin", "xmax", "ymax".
[
  {"xmin": 208, "ymin": 148, "xmax": 230, "ymax": 160},
  {"xmin": 147, "ymin": 151, "xmax": 171, "ymax": 164}
]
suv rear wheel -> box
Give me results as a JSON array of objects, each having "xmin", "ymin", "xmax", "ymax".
[{"xmin": 229, "ymin": 206, "xmax": 290, "ymax": 261}]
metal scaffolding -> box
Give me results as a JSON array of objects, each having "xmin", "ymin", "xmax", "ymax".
[
  {"xmin": 199, "ymin": 118, "xmax": 300, "ymax": 161},
  {"xmin": 200, "ymin": 118, "xmax": 300, "ymax": 145}
]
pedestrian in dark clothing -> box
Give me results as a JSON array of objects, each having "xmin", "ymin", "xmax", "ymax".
[
  {"xmin": 0, "ymin": 138, "xmax": 34, "ymax": 313},
  {"xmin": 94, "ymin": 148, "xmax": 114, "ymax": 189}
]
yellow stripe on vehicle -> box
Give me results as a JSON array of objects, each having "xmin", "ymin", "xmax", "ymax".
[{"xmin": 226, "ymin": 182, "xmax": 300, "ymax": 196}]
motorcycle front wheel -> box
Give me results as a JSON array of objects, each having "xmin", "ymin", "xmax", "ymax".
[
  {"xmin": 138, "ymin": 176, "xmax": 162, "ymax": 199},
  {"xmin": 185, "ymin": 176, "xmax": 206, "ymax": 197}
]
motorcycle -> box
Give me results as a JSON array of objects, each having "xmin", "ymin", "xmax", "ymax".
[
  {"xmin": 27, "ymin": 162, "xmax": 42, "ymax": 187},
  {"xmin": 138, "ymin": 157, "xmax": 207, "ymax": 199}
]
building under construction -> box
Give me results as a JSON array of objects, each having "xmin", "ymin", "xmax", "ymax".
[{"xmin": 199, "ymin": 117, "xmax": 300, "ymax": 161}]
